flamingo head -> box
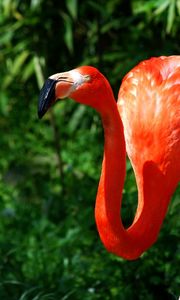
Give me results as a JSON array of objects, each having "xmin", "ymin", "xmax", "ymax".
[{"xmin": 38, "ymin": 66, "xmax": 113, "ymax": 118}]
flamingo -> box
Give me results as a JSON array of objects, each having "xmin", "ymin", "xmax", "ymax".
[{"xmin": 38, "ymin": 56, "xmax": 180, "ymax": 260}]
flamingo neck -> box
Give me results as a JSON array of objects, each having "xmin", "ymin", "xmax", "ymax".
[{"xmin": 95, "ymin": 99, "xmax": 171, "ymax": 260}]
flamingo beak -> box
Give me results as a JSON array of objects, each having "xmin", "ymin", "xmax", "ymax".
[
  {"xmin": 38, "ymin": 72, "xmax": 76, "ymax": 119},
  {"xmin": 38, "ymin": 78, "xmax": 58, "ymax": 119},
  {"xmin": 38, "ymin": 70, "xmax": 90, "ymax": 119}
]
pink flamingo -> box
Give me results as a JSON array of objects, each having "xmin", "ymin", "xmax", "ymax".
[{"xmin": 38, "ymin": 56, "xmax": 180, "ymax": 260}]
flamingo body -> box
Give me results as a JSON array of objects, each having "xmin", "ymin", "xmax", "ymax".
[
  {"xmin": 118, "ymin": 56, "xmax": 180, "ymax": 184},
  {"xmin": 38, "ymin": 56, "xmax": 180, "ymax": 260}
]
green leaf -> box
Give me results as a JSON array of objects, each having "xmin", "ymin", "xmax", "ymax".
[
  {"xmin": 18, "ymin": 287, "xmax": 39, "ymax": 300},
  {"xmin": 132, "ymin": 0, "xmax": 156, "ymax": 14},
  {"xmin": 33, "ymin": 55, "xmax": 45, "ymax": 89},
  {"xmin": 154, "ymin": 0, "xmax": 169, "ymax": 15},
  {"xmin": 3, "ymin": 50, "xmax": 29, "ymax": 87},
  {"xmin": 66, "ymin": 0, "xmax": 77, "ymax": 20},
  {"xmin": 1, "ymin": 0, "xmax": 12, "ymax": 18},
  {"xmin": 11, "ymin": 50, "xmax": 29, "ymax": 76},
  {"xmin": 68, "ymin": 106, "xmax": 87, "ymax": 133},
  {"xmin": 22, "ymin": 58, "xmax": 34, "ymax": 81},
  {"xmin": 30, "ymin": 0, "xmax": 41, "ymax": 10},
  {"xmin": 61, "ymin": 12, "xmax": 74, "ymax": 54},
  {"xmin": 167, "ymin": 0, "xmax": 176, "ymax": 33},
  {"xmin": 0, "ymin": 92, "xmax": 9, "ymax": 116},
  {"xmin": 177, "ymin": 0, "xmax": 180, "ymax": 14}
]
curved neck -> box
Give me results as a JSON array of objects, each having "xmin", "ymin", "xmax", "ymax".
[{"xmin": 95, "ymin": 99, "xmax": 172, "ymax": 260}]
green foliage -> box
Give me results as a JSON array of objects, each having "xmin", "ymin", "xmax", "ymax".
[{"xmin": 0, "ymin": 0, "xmax": 179, "ymax": 299}]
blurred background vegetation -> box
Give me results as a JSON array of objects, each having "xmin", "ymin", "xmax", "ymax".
[{"xmin": 0, "ymin": 0, "xmax": 180, "ymax": 299}]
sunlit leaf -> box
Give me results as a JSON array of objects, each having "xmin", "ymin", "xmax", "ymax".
[
  {"xmin": 68, "ymin": 106, "xmax": 87, "ymax": 133},
  {"xmin": 154, "ymin": 0, "xmax": 169, "ymax": 15},
  {"xmin": 167, "ymin": 0, "xmax": 176, "ymax": 33},
  {"xmin": 1, "ymin": 0, "xmax": 12, "ymax": 18},
  {"xmin": 3, "ymin": 51, "xmax": 29, "ymax": 87},
  {"xmin": 30, "ymin": 0, "xmax": 41, "ymax": 10},
  {"xmin": 22, "ymin": 58, "xmax": 34, "ymax": 81},
  {"xmin": 33, "ymin": 55, "xmax": 45, "ymax": 89},
  {"xmin": 66, "ymin": 0, "xmax": 77, "ymax": 20},
  {"xmin": 132, "ymin": 0, "xmax": 156, "ymax": 14},
  {"xmin": 61, "ymin": 12, "xmax": 74, "ymax": 54},
  {"xmin": 177, "ymin": 0, "xmax": 180, "ymax": 14}
]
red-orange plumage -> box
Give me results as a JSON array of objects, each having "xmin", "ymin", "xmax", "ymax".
[
  {"xmin": 96, "ymin": 56, "xmax": 180, "ymax": 259},
  {"xmin": 39, "ymin": 56, "xmax": 180, "ymax": 260},
  {"xmin": 118, "ymin": 56, "xmax": 180, "ymax": 189}
]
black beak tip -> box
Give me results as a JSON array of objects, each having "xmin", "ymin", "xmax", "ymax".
[
  {"xmin": 38, "ymin": 110, "xmax": 44, "ymax": 119},
  {"xmin": 38, "ymin": 78, "xmax": 57, "ymax": 119}
]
